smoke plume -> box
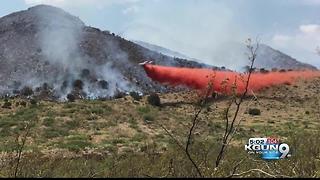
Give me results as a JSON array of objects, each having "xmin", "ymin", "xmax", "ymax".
[{"xmin": 22, "ymin": 5, "xmax": 138, "ymax": 100}]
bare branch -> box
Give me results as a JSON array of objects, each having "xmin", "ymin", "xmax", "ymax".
[
  {"xmin": 159, "ymin": 124, "xmax": 184, "ymax": 152},
  {"xmin": 215, "ymin": 38, "xmax": 259, "ymax": 168},
  {"xmin": 14, "ymin": 121, "xmax": 32, "ymax": 178},
  {"xmin": 227, "ymin": 159, "xmax": 245, "ymax": 178},
  {"xmin": 229, "ymin": 168, "xmax": 277, "ymax": 178}
]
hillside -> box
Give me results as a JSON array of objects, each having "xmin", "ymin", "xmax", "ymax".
[
  {"xmin": 0, "ymin": 5, "xmax": 214, "ymax": 100},
  {"xmin": 255, "ymin": 44, "xmax": 317, "ymax": 70},
  {"xmin": 0, "ymin": 76, "xmax": 319, "ymax": 177}
]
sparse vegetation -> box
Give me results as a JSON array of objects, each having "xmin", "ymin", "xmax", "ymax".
[{"xmin": 0, "ymin": 79, "xmax": 319, "ymax": 177}]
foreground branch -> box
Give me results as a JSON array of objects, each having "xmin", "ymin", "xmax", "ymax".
[{"xmin": 215, "ymin": 38, "xmax": 260, "ymax": 168}]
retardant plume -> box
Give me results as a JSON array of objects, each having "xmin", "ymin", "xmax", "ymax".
[{"xmin": 142, "ymin": 64, "xmax": 320, "ymax": 95}]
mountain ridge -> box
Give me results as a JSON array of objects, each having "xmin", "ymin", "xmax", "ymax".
[{"xmin": 135, "ymin": 40, "xmax": 317, "ymax": 71}]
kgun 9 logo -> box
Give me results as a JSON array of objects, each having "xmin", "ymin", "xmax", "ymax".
[{"xmin": 245, "ymin": 137, "xmax": 291, "ymax": 160}]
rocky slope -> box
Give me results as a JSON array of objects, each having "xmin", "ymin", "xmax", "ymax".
[
  {"xmin": 254, "ymin": 44, "xmax": 317, "ymax": 70},
  {"xmin": 0, "ymin": 5, "xmax": 213, "ymax": 100}
]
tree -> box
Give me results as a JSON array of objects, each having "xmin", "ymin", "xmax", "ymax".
[{"xmin": 159, "ymin": 38, "xmax": 261, "ymax": 177}]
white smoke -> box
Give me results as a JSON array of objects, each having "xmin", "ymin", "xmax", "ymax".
[{"xmin": 13, "ymin": 5, "xmax": 140, "ymax": 100}]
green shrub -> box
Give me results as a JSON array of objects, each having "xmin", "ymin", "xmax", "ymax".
[
  {"xmin": 58, "ymin": 135, "xmax": 93, "ymax": 152},
  {"xmin": 248, "ymin": 108, "xmax": 261, "ymax": 116},
  {"xmin": 137, "ymin": 106, "xmax": 151, "ymax": 114},
  {"xmin": 65, "ymin": 120, "xmax": 80, "ymax": 130},
  {"xmin": 90, "ymin": 107, "xmax": 105, "ymax": 115},
  {"xmin": 44, "ymin": 128, "xmax": 69, "ymax": 139},
  {"xmin": 43, "ymin": 117, "xmax": 55, "ymax": 127}
]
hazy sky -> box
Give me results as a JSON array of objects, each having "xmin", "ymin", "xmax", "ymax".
[{"xmin": 1, "ymin": 0, "xmax": 320, "ymax": 68}]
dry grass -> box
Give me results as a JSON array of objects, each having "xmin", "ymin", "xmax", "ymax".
[{"xmin": 0, "ymin": 77, "xmax": 319, "ymax": 177}]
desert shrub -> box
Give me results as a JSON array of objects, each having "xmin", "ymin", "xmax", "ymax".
[
  {"xmin": 98, "ymin": 80, "xmax": 109, "ymax": 89},
  {"xmin": 137, "ymin": 106, "xmax": 151, "ymax": 114},
  {"xmin": 43, "ymin": 117, "xmax": 55, "ymax": 127},
  {"xmin": 147, "ymin": 93, "xmax": 161, "ymax": 106},
  {"xmin": 81, "ymin": 69, "xmax": 90, "ymax": 78},
  {"xmin": 65, "ymin": 120, "xmax": 80, "ymax": 130},
  {"xmin": 67, "ymin": 94, "xmax": 76, "ymax": 102},
  {"xmin": 130, "ymin": 91, "xmax": 142, "ymax": 101},
  {"xmin": 44, "ymin": 127, "xmax": 69, "ymax": 139},
  {"xmin": 114, "ymin": 91, "xmax": 126, "ymax": 99},
  {"xmin": 58, "ymin": 135, "xmax": 93, "ymax": 152},
  {"xmin": 279, "ymin": 69, "xmax": 287, "ymax": 73},
  {"xmin": 259, "ymin": 68, "xmax": 269, "ymax": 74},
  {"xmin": 143, "ymin": 114, "xmax": 154, "ymax": 123},
  {"xmin": 30, "ymin": 98, "xmax": 37, "ymax": 105},
  {"xmin": 42, "ymin": 82, "xmax": 50, "ymax": 90},
  {"xmin": 20, "ymin": 86, "xmax": 34, "ymax": 96},
  {"xmin": 248, "ymin": 108, "xmax": 261, "ymax": 116},
  {"xmin": 90, "ymin": 107, "xmax": 105, "ymax": 115},
  {"xmin": 61, "ymin": 80, "xmax": 69, "ymax": 92},
  {"xmin": 73, "ymin": 79, "xmax": 84, "ymax": 90},
  {"xmin": 2, "ymin": 100, "xmax": 12, "ymax": 109},
  {"xmin": 20, "ymin": 101, "xmax": 27, "ymax": 107}
]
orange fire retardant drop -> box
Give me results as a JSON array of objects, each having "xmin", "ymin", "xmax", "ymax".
[{"xmin": 142, "ymin": 64, "xmax": 320, "ymax": 95}]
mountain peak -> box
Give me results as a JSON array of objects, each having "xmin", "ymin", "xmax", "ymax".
[
  {"xmin": 0, "ymin": 4, "xmax": 85, "ymax": 30},
  {"xmin": 27, "ymin": 4, "xmax": 65, "ymax": 12}
]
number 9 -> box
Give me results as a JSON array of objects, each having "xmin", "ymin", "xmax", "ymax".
[{"xmin": 279, "ymin": 144, "xmax": 289, "ymax": 159}]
